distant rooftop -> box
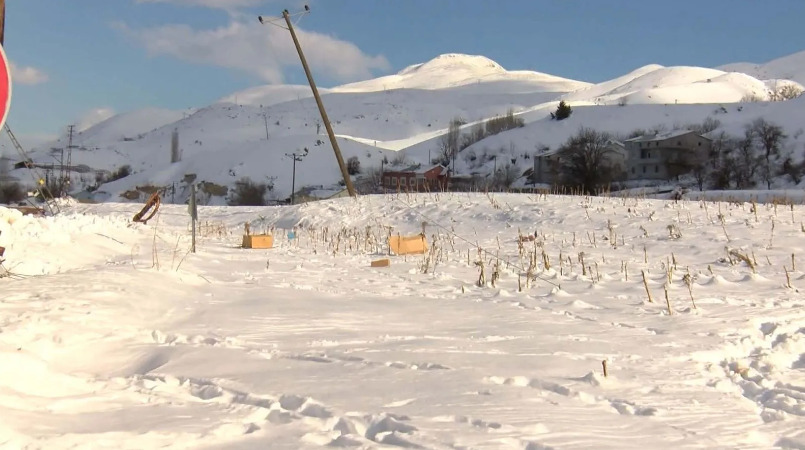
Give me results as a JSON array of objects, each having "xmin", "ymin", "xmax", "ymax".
[
  {"xmin": 385, "ymin": 164, "xmax": 447, "ymax": 175},
  {"xmin": 624, "ymin": 129, "xmax": 708, "ymax": 143}
]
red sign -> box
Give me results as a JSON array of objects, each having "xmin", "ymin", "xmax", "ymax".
[{"xmin": 0, "ymin": 44, "xmax": 11, "ymax": 130}]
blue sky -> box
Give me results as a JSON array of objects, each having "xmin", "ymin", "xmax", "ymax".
[{"xmin": 3, "ymin": 0, "xmax": 805, "ymax": 146}]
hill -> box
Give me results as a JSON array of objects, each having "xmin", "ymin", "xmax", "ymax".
[
  {"xmin": 718, "ymin": 50, "xmax": 805, "ymax": 85},
  {"xmin": 10, "ymin": 51, "xmax": 805, "ymax": 204}
]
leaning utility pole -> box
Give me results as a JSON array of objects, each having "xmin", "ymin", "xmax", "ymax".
[{"xmin": 259, "ymin": 7, "xmax": 356, "ymax": 198}]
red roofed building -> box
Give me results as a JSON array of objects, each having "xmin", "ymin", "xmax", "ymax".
[{"xmin": 382, "ymin": 164, "xmax": 449, "ymax": 192}]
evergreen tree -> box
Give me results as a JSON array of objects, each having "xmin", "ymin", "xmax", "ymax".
[{"xmin": 553, "ymin": 101, "xmax": 572, "ymax": 121}]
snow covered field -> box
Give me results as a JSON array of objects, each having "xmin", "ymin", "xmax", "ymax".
[{"xmin": 2, "ymin": 192, "xmax": 805, "ymax": 449}]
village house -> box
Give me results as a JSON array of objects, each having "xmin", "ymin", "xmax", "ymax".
[
  {"xmin": 532, "ymin": 140, "xmax": 627, "ymax": 185},
  {"xmin": 625, "ymin": 130, "xmax": 711, "ymax": 181},
  {"xmin": 382, "ymin": 164, "xmax": 449, "ymax": 192}
]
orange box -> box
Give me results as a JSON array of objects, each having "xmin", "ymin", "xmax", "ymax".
[
  {"xmin": 389, "ymin": 234, "xmax": 427, "ymax": 255},
  {"xmin": 242, "ymin": 234, "xmax": 274, "ymax": 249},
  {"xmin": 371, "ymin": 258, "xmax": 391, "ymax": 267}
]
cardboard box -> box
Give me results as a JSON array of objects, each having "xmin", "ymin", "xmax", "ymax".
[
  {"xmin": 242, "ymin": 234, "xmax": 274, "ymax": 249},
  {"xmin": 389, "ymin": 234, "xmax": 427, "ymax": 255},
  {"xmin": 371, "ymin": 258, "xmax": 390, "ymax": 268}
]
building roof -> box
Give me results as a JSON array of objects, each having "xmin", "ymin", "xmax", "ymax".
[
  {"xmin": 384, "ymin": 164, "xmax": 447, "ymax": 175},
  {"xmin": 624, "ymin": 129, "xmax": 709, "ymax": 143}
]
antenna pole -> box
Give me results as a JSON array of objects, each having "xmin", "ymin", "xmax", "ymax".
[{"xmin": 280, "ymin": 9, "xmax": 356, "ymax": 198}]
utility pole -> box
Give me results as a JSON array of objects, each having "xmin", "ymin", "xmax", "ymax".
[
  {"xmin": 262, "ymin": 109, "xmax": 269, "ymax": 140},
  {"xmin": 64, "ymin": 124, "xmax": 76, "ymax": 194},
  {"xmin": 259, "ymin": 7, "xmax": 356, "ymax": 198},
  {"xmin": 285, "ymin": 147, "xmax": 308, "ymax": 205}
]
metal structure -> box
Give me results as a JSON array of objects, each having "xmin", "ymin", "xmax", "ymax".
[
  {"xmin": 285, "ymin": 147, "xmax": 308, "ymax": 205},
  {"xmin": 258, "ymin": 6, "xmax": 357, "ymax": 198},
  {"xmin": 4, "ymin": 124, "xmax": 59, "ymax": 215}
]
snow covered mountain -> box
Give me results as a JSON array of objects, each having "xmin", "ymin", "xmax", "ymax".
[
  {"xmin": 15, "ymin": 51, "xmax": 805, "ymax": 204},
  {"xmin": 333, "ymin": 53, "xmax": 590, "ymax": 93},
  {"xmin": 718, "ymin": 50, "xmax": 805, "ymax": 85},
  {"xmin": 563, "ymin": 65, "xmax": 777, "ymax": 105}
]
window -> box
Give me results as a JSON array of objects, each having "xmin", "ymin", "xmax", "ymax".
[
  {"xmin": 641, "ymin": 149, "xmax": 651, "ymax": 159},
  {"xmin": 698, "ymin": 142, "xmax": 702, "ymax": 146},
  {"xmin": 655, "ymin": 142, "xmax": 659, "ymax": 147},
  {"xmin": 631, "ymin": 167, "xmax": 635, "ymax": 174},
  {"xmin": 400, "ymin": 177, "xmax": 407, "ymax": 186},
  {"xmin": 677, "ymin": 141, "xmax": 681, "ymax": 145},
  {"xmin": 642, "ymin": 166, "xmax": 646, "ymax": 173},
  {"xmin": 655, "ymin": 165, "xmax": 659, "ymax": 173}
]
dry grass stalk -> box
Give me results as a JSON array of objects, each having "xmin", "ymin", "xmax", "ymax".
[
  {"xmin": 664, "ymin": 285, "xmax": 673, "ymax": 315},
  {"xmin": 683, "ymin": 272, "xmax": 696, "ymax": 309},
  {"xmin": 728, "ymin": 249, "xmax": 756, "ymax": 273},
  {"xmin": 784, "ymin": 266, "xmax": 792, "ymax": 289},
  {"xmin": 642, "ymin": 270, "xmax": 653, "ymax": 303},
  {"xmin": 475, "ymin": 248, "xmax": 486, "ymax": 287},
  {"xmin": 718, "ymin": 214, "xmax": 731, "ymax": 242}
]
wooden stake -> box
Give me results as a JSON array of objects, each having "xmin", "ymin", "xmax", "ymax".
[
  {"xmin": 602, "ymin": 360, "xmax": 608, "ymax": 378},
  {"xmin": 664, "ymin": 285, "xmax": 673, "ymax": 315}
]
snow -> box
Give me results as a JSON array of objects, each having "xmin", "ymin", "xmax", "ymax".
[
  {"xmin": 6, "ymin": 51, "xmax": 805, "ymax": 205},
  {"xmin": 2, "ymin": 192, "xmax": 805, "ymax": 448},
  {"xmin": 718, "ymin": 50, "xmax": 805, "ymax": 85},
  {"xmin": 430, "ymin": 96, "xmax": 805, "ymax": 183},
  {"xmin": 333, "ymin": 53, "xmax": 590, "ymax": 93},
  {"xmin": 563, "ymin": 65, "xmax": 787, "ymax": 105}
]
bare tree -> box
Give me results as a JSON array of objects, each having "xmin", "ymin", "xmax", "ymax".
[
  {"xmin": 438, "ymin": 118, "xmax": 462, "ymax": 169},
  {"xmin": 750, "ymin": 118, "xmax": 786, "ymax": 189},
  {"xmin": 558, "ymin": 128, "xmax": 620, "ymax": 194},
  {"xmin": 769, "ymin": 83, "xmax": 804, "ymax": 101},
  {"xmin": 493, "ymin": 164, "xmax": 521, "ymax": 190},
  {"xmin": 734, "ymin": 131, "xmax": 761, "ymax": 188}
]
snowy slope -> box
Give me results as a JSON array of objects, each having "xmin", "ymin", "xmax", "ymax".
[
  {"xmin": 216, "ymin": 84, "xmax": 323, "ymax": 108},
  {"xmin": 719, "ymin": 50, "xmax": 805, "ymax": 85},
  {"xmin": 54, "ymin": 107, "xmax": 187, "ymax": 148},
  {"xmin": 2, "ymin": 193, "xmax": 805, "ymax": 448},
  {"xmin": 404, "ymin": 95, "xmax": 805, "ymax": 186},
  {"xmin": 12, "ymin": 51, "xmax": 805, "ymax": 203},
  {"xmin": 564, "ymin": 65, "xmax": 780, "ymax": 105},
  {"xmin": 333, "ymin": 53, "xmax": 590, "ymax": 93}
]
